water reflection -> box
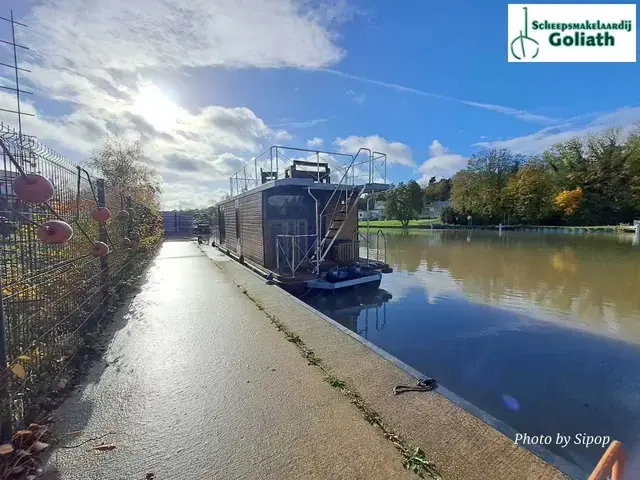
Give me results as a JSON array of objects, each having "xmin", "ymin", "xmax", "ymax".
[
  {"xmin": 372, "ymin": 230, "xmax": 640, "ymax": 342},
  {"xmin": 308, "ymin": 230, "xmax": 640, "ymax": 473},
  {"xmin": 307, "ymin": 289, "xmax": 392, "ymax": 339}
]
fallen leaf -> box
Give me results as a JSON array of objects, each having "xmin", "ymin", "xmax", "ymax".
[
  {"xmin": 11, "ymin": 363, "xmax": 26, "ymax": 379},
  {"xmin": 13, "ymin": 430, "xmax": 33, "ymax": 438},
  {"xmin": 27, "ymin": 424, "xmax": 42, "ymax": 431},
  {"xmin": 0, "ymin": 443, "xmax": 14, "ymax": 455},
  {"xmin": 17, "ymin": 355, "xmax": 31, "ymax": 362},
  {"xmin": 92, "ymin": 444, "xmax": 116, "ymax": 452},
  {"xmin": 31, "ymin": 441, "xmax": 49, "ymax": 453}
]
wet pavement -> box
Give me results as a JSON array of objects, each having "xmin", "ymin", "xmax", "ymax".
[{"xmin": 45, "ymin": 241, "xmax": 413, "ymax": 480}]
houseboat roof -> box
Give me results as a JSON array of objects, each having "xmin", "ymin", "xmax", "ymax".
[
  {"xmin": 222, "ymin": 177, "xmax": 390, "ymax": 203},
  {"xmin": 224, "ymin": 145, "xmax": 390, "ymax": 204}
]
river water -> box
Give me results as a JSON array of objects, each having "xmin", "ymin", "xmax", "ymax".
[{"xmin": 306, "ymin": 229, "xmax": 640, "ymax": 474}]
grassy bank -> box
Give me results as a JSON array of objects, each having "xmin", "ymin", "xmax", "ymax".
[
  {"xmin": 358, "ymin": 221, "xmax": 636, "ymax": 233},
  {"xmin": 358, "ymin": 219, "xmax": 437, "ymax": 228}
]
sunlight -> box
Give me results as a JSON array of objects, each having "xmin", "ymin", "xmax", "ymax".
[{"xmin": 131, "ymin": 83, "xmax": 182, "ymax": 132}]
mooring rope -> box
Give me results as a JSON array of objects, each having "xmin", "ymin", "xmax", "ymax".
[{"xmin": 393, "ymin": 377, "xmax": 438, "ymax": 395}]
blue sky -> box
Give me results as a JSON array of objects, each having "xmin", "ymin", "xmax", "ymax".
[{"xmin": 0, "ymin": 0, "xmax": 638, "ymax": 208}]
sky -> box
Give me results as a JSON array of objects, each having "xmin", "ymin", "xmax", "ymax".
[{"xmin": 0, "ymin": 0, "xmax": 638, "ymax": 209}]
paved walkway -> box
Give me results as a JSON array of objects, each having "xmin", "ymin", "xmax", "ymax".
[{"xmin": 45, "ymin": 241, "xmax": 413, "ymax": 479}]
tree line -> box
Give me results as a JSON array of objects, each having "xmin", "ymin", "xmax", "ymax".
[{"xmin": 379, "ymin": 128, "xmax": 640, "ymax": 226}]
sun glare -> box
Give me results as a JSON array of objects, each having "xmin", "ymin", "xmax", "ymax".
[{"xmin": 131, "ymin": 84, "xmax": 182, "ymax": 132}]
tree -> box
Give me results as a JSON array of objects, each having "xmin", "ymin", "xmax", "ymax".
[
  {"xmin": 89, "ymin": 135, "xmax": 161, "ymax": 208},
  {"xmin": 505, "ymin": 160, "xmax": 558, "ymax": 224},
  {"xmin": 440, "ymin": 206, "xmax": 457, "ymax": 224},
  {"xmin": 424, "ymin": 178, "xmax": 451, "ymax": 204},
  {"xmin": 385, "ymin": 182, "xmax": 423, "ymax": 226},
  {"xmin": 555, "ymin": 187, "xmax": 583, "ymax": 217},
  {"xmin": 451, "ymin": 149, "xmax": 523, "ymax": 224},
  {"xmin": 89, "ymin": 135, "xmax": 163, "ymax": 248},
  {"xmin": 406, "ymin": 180, "xmax": 424, "ymax": 215}
]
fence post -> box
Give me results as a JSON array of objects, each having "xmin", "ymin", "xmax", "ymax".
[
  {"xmin": 0, "ymin": 263, "xmax": 11, "ymax": 442},
  {"xmin": 97, "ymin": 179, "xmax": 109, "ymax": 300}
]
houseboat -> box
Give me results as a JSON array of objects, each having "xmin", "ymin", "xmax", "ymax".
[{"xmin": 210, "ymin": 145, "xmax": 393, "ymax": 294}]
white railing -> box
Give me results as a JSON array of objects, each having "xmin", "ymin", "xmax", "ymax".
[
  {"xmin": 229, "ymin": 146, "xmax": 387, "ymax": 197},
  {"xmin": 276, "ymin": 234, "xmax": 317, "ymax": 278}
]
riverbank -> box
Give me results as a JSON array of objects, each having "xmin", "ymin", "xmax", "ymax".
[
  {"xmin": 202, "ymin": 243, "xmax": 582, "ymax": 479},
  {"xmin": 44, "ymin": 241, "xmax": 413, "ymax": 479},
  {"xmin": 359, "ymin": 220, "xmax": 637, "ymax": 233},
  {"xmin": 45, "ymin": 240, "xmax": 579, "ymax": 480}
]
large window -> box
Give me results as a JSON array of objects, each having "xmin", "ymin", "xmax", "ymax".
[{"xmin": 267, "ymin": 195, "xmax": 308, "ymax": 218}]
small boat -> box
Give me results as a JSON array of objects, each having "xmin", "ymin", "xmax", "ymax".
[{"xmin": 210, "ymin": 145, "xmax": 393, "ymax": 294}]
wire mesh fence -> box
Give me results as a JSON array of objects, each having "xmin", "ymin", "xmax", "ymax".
[{"xmin": 0, "ymin": 123, "xmax": 161, "ymax": 438}]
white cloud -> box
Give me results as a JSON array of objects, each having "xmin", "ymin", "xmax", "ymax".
[
  {"xmin": 461, "ymin": 101, "xmax": 556, "ymax": 124},
  {"xmin": 161, "ymin": 181, "xmax": 229, "ymax": 210},
  {"xmin": 418, "ymin": 140, "xmax": 467, "ymax": 183},
  {"xmin": 307, "ymin": 137, "xmax": 324, "ymax": 148},
  {"xmin": 334, "ymin": 135, "xmax": 414, "ymax": 167},
  {"xmin": 474, "ymin": 107, "xmax": 640, "ymax": 155},
  {"xmin": 320, "ymin": 69, "xmax": 557, "ymax": 124},
  {"xmin": 25, "ymin": 0, "xmax": 348, "ymax": 73},
  {"xmin": 346, "ymin": 89, "xmax": 366, "ymax": 104},
  {"xmin": 272, "ymin": 118, "xmax": 330, "ymax": 129},
  {"xmin": 2, "ymin": 0, "xmax": 354, "ymax": 209}
]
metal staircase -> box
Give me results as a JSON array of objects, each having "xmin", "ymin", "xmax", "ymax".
[{"xmin": 311, "ymin": 149, "xmax": 372, "ymax": 274}]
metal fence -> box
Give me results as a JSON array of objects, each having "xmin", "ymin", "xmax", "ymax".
[{"xmin": 0, "ymin": 123, "xmax": 160, "ymax": 439}]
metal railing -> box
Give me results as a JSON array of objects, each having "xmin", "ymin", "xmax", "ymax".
[
  {"xmin": 0, "ymin": 122, "xmax": 162, "ymax": 438},
  {"xmin": 229, "ymin": 146, "xmax": 387, "ymax": 197},
  {"xmin": 334, "ymin": 241, "xmax": 359, "ymax": 262},
  {"xmin": 275, "ymin": 234, "xmax": 317, "ymax": 278},
  {"xmin": 375, "ymin": 230, "xmax": 388, "ymax": 263}
]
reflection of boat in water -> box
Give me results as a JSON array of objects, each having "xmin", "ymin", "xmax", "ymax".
[{"xmin": 306, "ymin": 289, "xmax": 392, "ymax": 338}]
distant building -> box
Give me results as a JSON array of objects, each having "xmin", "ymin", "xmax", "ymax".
[
  {"xmin": 423, "ymin": 200, "xmax": 451, "ymax": 218},
  {"xmin": 358, "ymin": 201, "xmax": 385, "ymax": 220}
]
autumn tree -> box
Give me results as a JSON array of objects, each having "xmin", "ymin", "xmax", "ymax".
[
  {"xmin": 505, "ymin": 159, "xmax": 558, "ymax": 224},
  {"xmin": 554, "ymin": 187, "xmax": 583, "ymax": 217},
  {"xmin": 543, "ymin": 128, "xmax": 639, "ymax": 224},
  {"xmin": 451, "ymin": 149, "xmax": 522, "ymax": 224}
]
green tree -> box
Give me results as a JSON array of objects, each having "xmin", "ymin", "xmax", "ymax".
[
  {"xmin": 424, "ymin": 178, "xmax": 451, "ymax": 203},
  {"xmin": 451, "ymin": 149, "xmax": 522, "ymax": 224},
  {"xmin": 406, "ymin": 180, "xmax": 424, "ymax": 214},
  {"xmin": 440, "ymin": 206, "xmax": 457, "ymax": 224},
  {"xmin": 543, "ymin": 129, "xmax": 639, "ymax": 224},
  {"xmin": 385, "ymin": 181, "xmax": 423, "ymax": 226}
]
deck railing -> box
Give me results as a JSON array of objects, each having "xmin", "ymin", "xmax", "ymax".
[
  {"xmin": 229, "ymin": 146, "xmax": 387, "ymax": 197},
  {"xmin": 333, "ymin": 241, "xmax": 359, "ymax": 262},
  {"xmin": 275, "ymin": 234, "xmax": 317, "ymax": 278}
]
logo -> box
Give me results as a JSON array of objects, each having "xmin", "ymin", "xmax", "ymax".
[
  {"xmin": 510, "ymin": 7, "xmax": 539, "ymax": 60},
  {"xmin": 508, "ymin": 4, "xmax": 636, "ymax": 62}
]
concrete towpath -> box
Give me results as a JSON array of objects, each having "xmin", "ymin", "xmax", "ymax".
[{"xmin": 44, "ymin": 240, "xmax": 414, "ymax": 479}]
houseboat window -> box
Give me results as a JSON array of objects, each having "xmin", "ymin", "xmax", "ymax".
[{"xmin": 267, "ymin": 195, "xmax": 307, "ymax": 217}]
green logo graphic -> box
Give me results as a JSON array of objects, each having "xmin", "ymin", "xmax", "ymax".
[{"xmin": 510, "ymin": 7, "xmax": 540, "ymax": 60}]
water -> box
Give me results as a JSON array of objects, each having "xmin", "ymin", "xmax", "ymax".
[{"xmin": 306, "ymin": 229, "xmax": 640, "ymax": 473}]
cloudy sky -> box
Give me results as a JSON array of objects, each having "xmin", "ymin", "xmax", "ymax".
[{"xmin": 1, "ymin": 0, "xmax": 638, "ymax": 209}]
